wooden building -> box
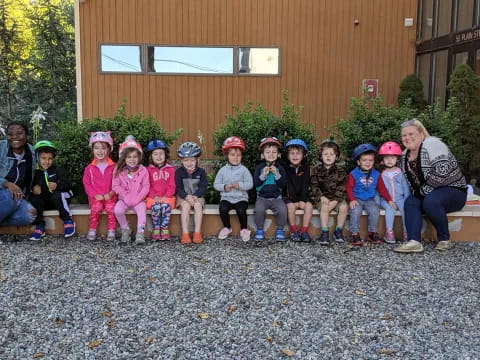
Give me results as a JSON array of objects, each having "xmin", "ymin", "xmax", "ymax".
[{"xmin": 75, "ymin": 0, "xmax": 418, "ymax": 155}]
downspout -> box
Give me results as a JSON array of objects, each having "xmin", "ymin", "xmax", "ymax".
[{"xmin": 74, "ymin": 0, "xmax": 83, "ymax": 123}]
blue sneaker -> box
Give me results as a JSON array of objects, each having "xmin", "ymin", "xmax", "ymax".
[
  {"xmin": 275, "ymin": 229, "xmax": 286, "ymax": 242},
  {"xmin": 300, "ymin": 231, "xmax": 312, "ymax": 243},
  {"xmin": 254, "ymin": 229, "xmax": 265, "ymax": 242},
  {"xmin": 318, "ymin": 231, "xmax": 330, "ymax": 245},
  {"xmin": 290, "ymin": 231, "xmax": 301, "ymax": 242},
  {"xmin": 63, "ymin": 219, "xmax": 76, "ymax": 238},
  {"xmin": 29, "ymin": 226, "xmax": 45, "ymax": 241},
  {"xmin": 332, "ymin": 228, "xmax": 345, "ymax": 243}
]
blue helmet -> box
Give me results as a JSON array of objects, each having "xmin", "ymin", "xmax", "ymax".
[
  {"xmin": 285, "ymin": 139, "xmax": 308, "ymax": 152},
  {"xmin": 352, "ymin": 143, "xmax": 376, "ymax": 160},
  {"xmin": 147, "ymin": 139, "xmax": 168, "ymax": 153},
  {"xmin": 177, "ymin": 142, "xmax": 201, "ymax": 158}
]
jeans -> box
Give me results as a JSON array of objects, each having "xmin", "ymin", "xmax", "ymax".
[
  {"xmin": 380, "ymin": 198, "xmax": 406, "ymax": 231},
  {"xmin": 404, "ymin": 187, "xmax": 467, "ymax": 241},
  {"xmin": 0, "ymin": 189, "xmax": 36, "ymax": 226},
  {"xmin": 349, "ymin": 198, "xmax": 379, "ymax": 233}
]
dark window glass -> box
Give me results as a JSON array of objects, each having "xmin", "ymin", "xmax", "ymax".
[
  {"xmin": 455, "ymin": 0, "xmax": 475, "ymax": 30},
  {"xmin": 417, "ymin": 53, "xmax": 432, "ymax": 102},
  {"xmin": 432, "ymin": 50, "xmax": 448, "ymax": 107},
  {"xmin": 436, "ymin": 1, "xmax": 452, "ymax": 36},
  {"xmin": 476, "ymin": 49, "xmax": 480, "ymax": 76},
  {"xmin": 453, "ymin": 51, "xmax": 469, "ymax": 69},
  {"xmin": 420, "ymin": 0, "xmax": 434, "ymax": 40}
]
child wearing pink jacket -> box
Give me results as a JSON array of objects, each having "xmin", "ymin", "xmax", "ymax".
[
  {"xmin": 82, "ymin": 131, "xmax": 117, "ymax": 241},
  {"xmin": 112, "ymin": 136, "xmax": 150, "ymax": 245}
]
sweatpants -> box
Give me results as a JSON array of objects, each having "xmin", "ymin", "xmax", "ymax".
[
  {"xmin": 219, "ymin": 200, "xmax": 248, "ymax": 229},
  {"xmin": 89, "ymin": 197, "xmax": 117, "ymax": 231},
  {"xmin": 114, "ymin": 200, "xmax": 147, "ymax": 232},
  {"xmin": 254, "ymin": 196, "xmax": 287, "ymax": 229},
  {"xmin": 29, "ymin": 191, "xmax": 72, "ymax": 227}
]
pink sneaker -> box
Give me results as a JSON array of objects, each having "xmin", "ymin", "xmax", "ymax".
[
  {"xmin": 151, "ymin": 228, "xmax": 162, "ymax": 241},
  {"xmin": 218, "ymin": 227, "xmax": 232, "ymax": 240},
  {"xmin": 240, "ymin": 229, "xmax": 251, "ymax": 242},
  {"xmin": 161, "ymin": 228, "xmax": 171, "ymax": 241},
  {"xmin": 384, "ymin": 230, "xmax": 396, "ymax": 244}
]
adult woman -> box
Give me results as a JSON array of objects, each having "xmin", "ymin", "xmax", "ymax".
[
  {"xmin": 0, "ymin": 122, "xmax": 37, "ymax": 227},
  {"xmin": 394, "ymin": 119, "xmax": 467, "ymax": 253}
]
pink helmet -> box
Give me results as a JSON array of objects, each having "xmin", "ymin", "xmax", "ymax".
[
  {"xmin": 89, "ymin": 131, "xmax": 113, "ymax": 148},
  {"xmin": 118, "ymin": 135, "xmax": 143, "ymax": 157},
  {"xmin": 378, "ymin": 141, "xmax": 402, "ymax": 156}
]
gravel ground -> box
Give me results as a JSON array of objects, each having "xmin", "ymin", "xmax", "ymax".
[{"xmin": 1, "ymin": 235, "xmax": 480, "ymax": 360}]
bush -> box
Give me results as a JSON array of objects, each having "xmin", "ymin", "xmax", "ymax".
[
  {"xmin": 52, "ymin": 101, "xmax": 183, "ymax": 202},
  {"xmin": 397, "ymin": 73, "xmax": 427, "ymax": 113}
]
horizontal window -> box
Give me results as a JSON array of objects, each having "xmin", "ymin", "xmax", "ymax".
[
  {"xmin": 147, "ymin": 46, "xmax": 234, "ymax": 74},
  {"xmin": 239, "ymin": 47, "xmax": 280, "ymax": 75},
  {"xmin": 100, "ymin": 45, "xmax": 142, "ymax": 73}
]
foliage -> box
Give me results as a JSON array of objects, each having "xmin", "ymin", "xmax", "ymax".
[
  {"xmin": 397, "ymin": 73, "xmax": 427, "ymax": 113},
  {"xmin": 204, "ymin": 172, "xmax": 221, "ymax": 205}
]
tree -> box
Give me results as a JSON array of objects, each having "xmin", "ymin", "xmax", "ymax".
[{"xmin": 397, "ymin": 73, "xmax": 427, "ymax": 113}]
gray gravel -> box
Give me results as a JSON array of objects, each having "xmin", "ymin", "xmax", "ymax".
[{"xmin": 1, "ymin": 235, "xmax": 480, "ymax": 360}]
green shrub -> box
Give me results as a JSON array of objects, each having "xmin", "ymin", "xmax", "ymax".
[{"xmin": 397, "ymin": 73, "xmax": 427, "ymax": 113}]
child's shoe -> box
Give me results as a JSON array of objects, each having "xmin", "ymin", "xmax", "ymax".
[
  {"xmin": 151, "ymin": 228, "xmax": 162, "ymax": 241},
  {"xmin": 63, "ymin": 219, "xmax": 76, "ymax": 238},
  {"xmin": 106, "ymin": 230, "xmax": 116, "ymax": 242},
  {"xmin": 161, "ymin": 228, "xmax": 171, "ymax": 241},
  {"xmin": 181, "ymin": 233, "xmax": 192, "ymax": 244},
  {"xmin": 254, "ymin": 229, "xmax": 265, "ymax": 242},
  {"xmin": 275, "ymin": 229, "xmax": 286, "ymax": 242},
  {"xmin": 367, "ymin": 232, "xmax": 382, "ymax": 244},
  {"xmin": 29, "ymin": 225, "xmax": 45, "ymax": 241},
  {"xmin": 120, "ymin": 228, "xmax": 132, "ymax": 243},
  {"xmin": 332, "ymin": 228, "xmax": 345, "ymax": 243},
  {"xmin": 290, "ymin": 231, "xmax": 301, "ymax": 242},
  {"xmin": 86, "ymin": 229, "xmax": 96, "ymax": 241},
  {"xmin": 350, "ymin": 233, "xmax": 363, "ymax": 246},
  {"xmin": 218, "ymin": 227, "xmax": 232, "ymax": 240},
  {"xmin": 300, "ymin": 231, "xmax": 312, "ymax": 243},
  {"xmin": 318, "ymin": 230, "xmax": 330, "ymax": 245},
  {"xmin": 383, "ymin": 230, "xmax": 396, "ymax": 244},
  {"xmin": 240, "ymin": 229, "xmax": 251, "ymax": 242},
  {"xmin": 192, "ymin": 232, "xmax": 203, "ymax": 244},
  {"xmin": 135, "ymin": 232, "xmax": 145, "ymax": 245}
]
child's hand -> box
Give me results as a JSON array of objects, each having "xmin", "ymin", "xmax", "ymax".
[
  {"xmin": 224, "ymin": 184, "xmax": 233, "ymax": 192},
  {"xmin": 32, "ymin": 185, "xmax": 41, "ymax": 195},
  {"xmin": 389, "ymin": 200, "xmax": 398, "ymax": 211},
  {"xmin": 349, "ymin": 200, "xmax": 358, "ymax": 209},
  {"xmin": 262, "ymin": 166, "xmax": 270, "ymax": 177},
  {"xmin": 270, "ymin": 166, "xmax": 278, "ymax": 176},
  {"xmin": 95, "ymin": 194, "xmax": 104, "ymax": 201},
  {"xmin": 186, "ymin": 195, "xmax": 195, "ymax": 205},
  {"xmin": 154, "ymin": 196, "xmax": 162, "ymax": 203},
  {"xmin": 103, "ymin": 192, "xmax": 111, "ymax": 201},
  {"xmin": 321, "ymin": 196, "xmax": 330, "ymax": 206},
  {"xmin": 47, "ymin": 182, "xmax": 57, "ymax": 191},
  {"xmin": 232, "ymin": 183, "xmax": 240, "ymax": 190}
]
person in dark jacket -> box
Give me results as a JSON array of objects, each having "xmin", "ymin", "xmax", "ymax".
[
  {"xmin": 28, "ymin": 141, "xmax": 75, "ymax": 240},
  {"xmin": 253, "ymin": 137, "xmax": 287, "ymax": 242}
]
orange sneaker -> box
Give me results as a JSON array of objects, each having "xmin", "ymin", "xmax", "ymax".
[
  {"xmin": 192, "ymin": 232, "xmax": 203, "ymax": 244},
  {"xmin": 181, "ymin": 233, "xmax": 192, "ymax": 244}
]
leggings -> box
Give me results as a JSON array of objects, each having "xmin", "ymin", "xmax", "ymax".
[{"xmin": 219, "ymin": 200, "xmax": 248, "ymax": 229}]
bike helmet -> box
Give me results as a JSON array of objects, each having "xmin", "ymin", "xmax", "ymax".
[
  {"xmin": 89, "ymin": 131, "xmax": 113, "ymax": 148},
  {"xmin": 378, "ymin": 141, "xmax": 402, "ymax": 156},
  {"xmin": 34, "ymin": 140, "xmax": 57, "ymax": 156},
  {"xmin": 284, "ymin": 139, "xmax": 308, "ymax": 152},
  {"xmin": 222, "ymin": 136, "xmax": 246, "ymax": 155},
  {"xmin": 258, "ymin": 137, "xmax": 282, "ymax": 151},
  {"xmin": 352, "ymin": 143, "xmax": 376, "ymax": 160},
  {"xmin": 177, "ymin": 141, "xmax": 201, "ymax": 158},
  {"xmin": 319, "ymin": 136, "xmax": 340, "ymax": 156},
  {"xmin": 118, "ymin": 135, "xmax": 143, "ymax": 157},
  {"xmin": 147, "ymin": 139, "xmax": 168, "ymax": 153}
]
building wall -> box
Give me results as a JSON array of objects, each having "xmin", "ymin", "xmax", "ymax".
[{"xmin": 78, "ymin": 0, "xmax": 418, "ymax": 155}]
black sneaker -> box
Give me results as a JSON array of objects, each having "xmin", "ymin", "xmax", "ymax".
[
  {"xmin": 300, "ymin": 231, "xmax": 312, "ymax": 243},
  {"xmin": 332, "ymin": 228, "xmax": 345, "ymax": 243},
  {"xmin": 367, "ymin": 232, "xmax": 382, "ymax": 244},
  {"xmin": 318, "ymin": 231, "xmax": 330, "ymax": 245}
]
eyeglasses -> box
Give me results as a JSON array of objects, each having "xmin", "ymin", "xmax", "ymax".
[{"xmin": 401, "ymin": 119, "xmax": 416, "ymax": 127}]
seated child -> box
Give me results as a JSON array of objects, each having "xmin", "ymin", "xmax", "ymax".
[
  {"xmin": 175, "ymin": 141, "xmax": 207, "ymax": 244},
  {"xmin": 283, "ymin": 139, "xmax": 313, "ymax": 242},
  {"xmin": 253, "ymin": 137, "xmax": 287, "ymax": 241},
  {"xmin": 83, "ymin": 131, "xmax": 117, "ymax": 241},
  {"xmin": 346, "ymin": 143, "xmax": 397, "ymax": 246},
  {"xmin": 311, "ymin": 137, "xmax": 349, "ymax": 245},
  {"xmin": 214, "ymin": 136, "xmax": 253, "ymax": 242},
  {"xmin": 378, "ymin": 141, "xmax": 410, "ymax": 243},
  {"xmin": 112, "ymin": 136, "xmax": 150, "ymax": 245},
  {"xmin": 29, "ymin": 140, "xmax": 75, "ymax": 240},
  {"xmin": 146, "ymin": 139, "xmax": 176, "ymax": 241}
]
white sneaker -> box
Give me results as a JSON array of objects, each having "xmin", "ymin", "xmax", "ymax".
[
  {"xmin": 106, "ymin": 230, "xmax": 116, "ymax": 242},
  {"xmin": 394, "ymin": 240, "xmax": 424, "ymax": 253},
  {"xmin": 135, "ymin": 232, "xmax": 145, "ymax": 245},
  {"xmin": 120, "ymin": 228, "xmax": 132, "ymax": 243},
  {"xmin": 240, "ymin": 229, "xmax": 251, "ymax": 242},
  {"xmin": 218, "ymin": 227, "xmax": 232, "ymax": 240},
  {"xmin": 86, "ymin": 229, "xmax": 96, "ymax": 241}
]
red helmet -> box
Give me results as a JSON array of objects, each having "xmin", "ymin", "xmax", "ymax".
[
  {"xmin": 258, "ymin": 137, "xmax": 282, "ymax": 151},
  {"xmin": 378, "ymin": 141, "xmax": 402, "ymax": 156},
  {"xmin": 222, "ymin": 136, "xmax": 245, "ymax": 155}
]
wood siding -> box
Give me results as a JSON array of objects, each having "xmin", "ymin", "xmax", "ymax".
[{"xmin": 78, "ymin": 0, "xmax": 418, "ymax": 156}]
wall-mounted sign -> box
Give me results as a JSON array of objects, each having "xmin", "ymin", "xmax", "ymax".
[
  {"xmin": 455, "ymin": 28, "xmax": 480, "ymax": 44},
  {"xmin": 362, "ymin": 79, "xmax": 379, "ymax": 97}
]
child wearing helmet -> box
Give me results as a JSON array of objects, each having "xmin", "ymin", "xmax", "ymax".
[
  {"xmin": 175, "ymin": 141, "xmax": 208, "ymax": 244},
  {"xmin": 283, "ymin": 139, "xmax": 313, "ymax": 242},
  {"xmin": 82, "ymin": 131, "xmax": 117, "ymax": 241},
  {"xmin": 253, "ymin": 137, "xmax": 288, "ymax": 241},
  {"xmin": 346, "ymin": 143, "xmax": 397, "ymax": 246},
  {"xmin": 112, "ymin": 136, "xmax": 150, "ymax": 245},
  {"xmin": 146, "ymin": 139, "xmax": 176, "ymax": 241},
  {"xmin": 214, "ymin": 136, "xmax": 253, "ymax": 242},
  {"xmin": 378, "ymin": 141, "xmax": 410, "ymax": 243},
  {"xmin": 29, "ymin": 140, "xmax": 75, "ymax": 240},
  {"xmin": 310, "ymin": 137, "xmax": 349, "ymax": 245}
]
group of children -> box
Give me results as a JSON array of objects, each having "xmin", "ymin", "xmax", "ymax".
[{"xmin": 28, "ymin": 131, "xmax": 410, "ymax": 246}]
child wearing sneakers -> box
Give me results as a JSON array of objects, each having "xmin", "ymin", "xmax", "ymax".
[
  {"xmin": 346, "ymin": 143, "xmax": 397, "ymax": 246},
  {"xmin": 146, "ymin": 139, "xmax": 176, "ymax": 241},
  {"xmin": 311, "ymin": 137, "xmax": 349, "ymax": 245},
  {"xmin": 378, "ymin": 141, "xmax": 410, "ymax": 243},
  {"xmin": 253, "ymin": 137, "xmax": 288, "ymax": 241},
  {"xmin": 175, "ymin": 141, "xmax": 207, "ymax": 244},
  {"xmin": 29, "ymin": 141, "xmax": 75, "ymax": 240},
  {"xmin": 283, "ymin": 139, "xmax": 313, "ymax": 242},
  {"xmin": 112, "ymin": 136, "xmax": 150, "ymax": 245},
  {"xmin": 82, "ymin": 131, "xmax": 117, "ymax": 241},
  {"xmin": 214, "ymin": 136, "xmax": 253, "ymax": 242}
]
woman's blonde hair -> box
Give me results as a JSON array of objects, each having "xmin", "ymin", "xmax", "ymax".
[{"xmin": 401, "ymin": 118, "xmax": 430, "ymax": 137}]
